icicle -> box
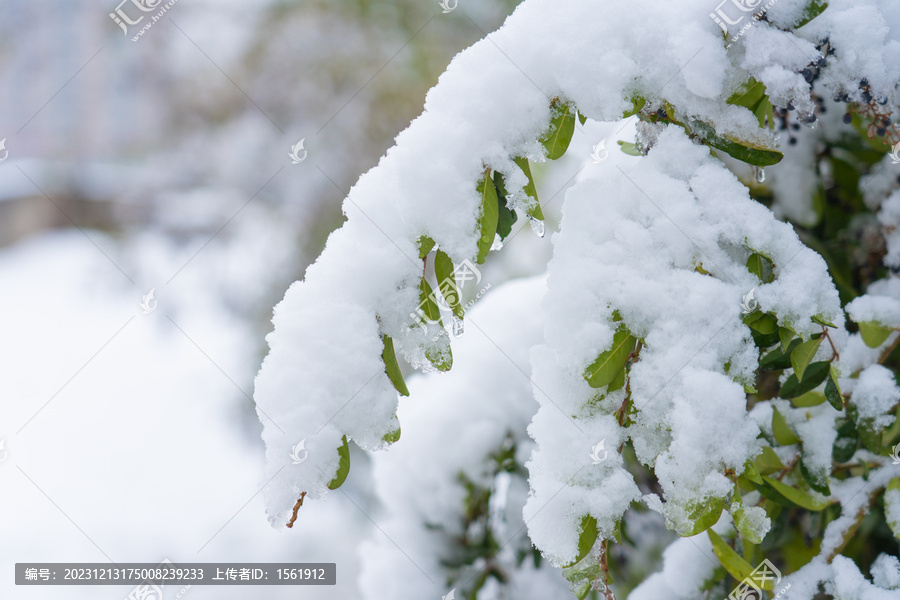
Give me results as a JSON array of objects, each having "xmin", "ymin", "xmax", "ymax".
[
  {"xmin": 753, "ymin": 166, "xmax": 766, "ymax": 183},
  {"xmin": 529, "ymin": 217, "xmax": 546, "ymax": 238},
  {"xmin": 491, "ymin": 233, "xmax": 504, "ymax": 251},
  {"xmin": 451, "ymin": 316, "xmax": 464, "ymax": 338}
]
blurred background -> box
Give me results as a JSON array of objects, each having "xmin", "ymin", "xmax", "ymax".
[{"xmin": 0, "ymin": 1, "xmax": 565, "ymax": 598}]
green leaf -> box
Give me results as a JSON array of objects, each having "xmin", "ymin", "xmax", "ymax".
[
  {"xmin": 578, "ymin": 110, "xmax": 587, "ymax": 125},
  {"xmin": 858, "ymin": 419, "xmax": 882, "ymax": 453},
  {"xmin": 381, "ymin": 335, "xmax": 409, "ymax": 397},
  {"xmin": 728, "ymin": 79, "xmax": 767, "ymax": 111},
  {"xmin": 791, "ymin": 337, "xmax": 823, "ymax": 381},
  {"xmin": 859, "ymin": 321, "xmax": 894, "ymax": 348},
  {"xmin": 708, "ymin": 530, "xmax": 766, "ymax": 589},
  {"xmin": 416, "ymin": 236, "xmax": 435, "ymax": 259},
  {"xmin": 513, "ymin": 156, "xmax": 543, "ymax": 220},
  {"xmin": 760, "ymin": 476, "xmax": 829, "ymax": 511},
  {"xmin": 680, "ymin": 497, "xmax": 726, "ymax": 536},
  {"xmin": 435, "ymin": 250, "xmax": 464, "ymax": 320},
  {"xmin": 563, "ymin": 515, "xmax": 599, "ymax": 568},
  {"xmin": 760, "ymin": 338, "xmax": 802, "ymax": 370},
  {"xmin": 425, "ymin": 344, "xmax": 453, "ymax": 372},
  {"xmin": 779, "ymin": 327, "xmax": 795, "ymax": 352},
  {"xmin": 799, "ymin": 457, "xmax": 831, "ymax": 496},
  {"xmin": 584, "ymin": 328, "xmax": 636, "ymax": 389},
  {"xmin": 832, "ymin": 418, "xmax": 859, "ymax": 463},
  {"xmin": 382, "ymin": 427, "xmax": 401, "ymax": 444},
  {"xmin": 742, "ymin": 459, "xmax": 764, "ymax": 485},
  {"xmin": 824, "ymin": 366, "xmax": 843, "ymax": 410},
  {"xmin": 747, "ymin": 313, "xmax": 778, "ymax": 335},
  {"xmin": 794, "ymin": 0, "xmax": 828, "ymax": 28},
  {"xmin": 327, "ymin": 435, "xmax": 351, "ymax": 490},
  {"xmin": 617, "ymin": 140, "xmax": 642, "ymax": 156},
  {"xmin": 688, "ymin": 119, "xmax": 784, "ymax": 167},
  {"xmin": 621, "ymin": 97, "xmax": 646, "ymax": 118},
  {"xmin": 475, "ymin": 171, "xmax": 499, "ymax": 264},
  {"xmin": 755, "ymin": 446, "xmax": 784, "ymax": 475},
  {"xmin": 418, "ymin": 279, "xmax": 442, "ymax": 324},
  {"xmin": 607, "ymin": 367, "xmax": 627, "ymax": 393},
  {"xmin": 732, "ymin": 505, "xmax": 766, "ymax": 545},
  {"xmin": 780, "ymin": 361, "xmax": 830, "ymax": 398},
  {"xmin": 747, "ymin": 252, "xmax": 775, "ymax": 283},
  {"xmin": 791, "ymin": 391, "xmax": 826, "ymax": 408},
  {"xmin": 492, "ymin": 172, "xmax": 517, "ymax": 240},
  {"xmin": 773, "ymin": 408, "xmax": 801, "ymax": 445},
  {"xmin": 541, "ymin": 102, "xmax": 576, "ymax": 160},
  {"xmin": 811, "ymin": 314, "xmax": 836, "ymax": 328}
]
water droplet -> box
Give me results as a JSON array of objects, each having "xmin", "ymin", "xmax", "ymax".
[
  {"xmin": 490, "ymin": 233, "xmax": 504, "ymax": 251},
  {"xmin": 529, "ymin": 217, "xmax": 545, "ymax": 238},
  {"xmin": 754, "ymin": 166, "xmax": 766, "ymax": 183}
]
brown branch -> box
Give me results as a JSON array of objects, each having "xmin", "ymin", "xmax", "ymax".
[
  {"xmin": 285, "ymin": 492, "xmax": 307, "ymax": 528},
  {"xmin": 878, "ymin": 332, "xmax": 900, "ymax": 364},
  {"xmin": 823, "ymin": 328, "xmax": 839, "ymax": 361}
]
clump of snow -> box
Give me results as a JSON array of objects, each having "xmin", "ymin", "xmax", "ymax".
[
  {"xmin": 850, "ymin": 364, "xmax": 900, "ymax": 429},
  {"xmin": 870, "ymin": 553, "xmax": 900, "ymax": 590},
  {"xmin": 832, "ymin": 554, "xmax": 899, "ymax": 600}
]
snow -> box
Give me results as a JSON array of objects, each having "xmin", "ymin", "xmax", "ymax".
[
  {"xmin": 851, "ymin": 364, "xmax": 900, "ymax": 427},
  {"xmin": 832, "ymin": 554, "xmax": 899, "ymax": 600},
  {"xmin": 358, "ymin": 275, "xmax": 570, "ymax": 598},
  {"xmin": 628, "ymin": 534, "xmax": 717, "ymax": 600},
  {"xmin": 871, "ymin": 553, "xmax": 900, "ymax": 590}
]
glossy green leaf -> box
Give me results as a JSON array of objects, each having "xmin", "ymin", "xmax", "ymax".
[
  {"xmin": 475, "ymin": 172, "xmax": 499, "ymax": 264},
  {"xmin": 688, "ymin": 118, "xmax": 784, "ymax": 167},
  {"xmin": 435, "ymin": 250, "xmax": 464, "ymax": 320},
  {"xmin": 584, "ymin": 328, "xmax": 636, "ymax": 389},
  {"xmin": 742, "ymin": 459, "xmax": 764, "ymax": 485},
  {"xmin": 416, "ymin": 236, "xmax": 435, "ymax": 259},
  {"xmin": 578, "ymin": 110, "xmax": 587, "ymax": 125},
  {"xmin": 791, "ymin": 337, "xmax": 823, "ymax": 381},
  {"xmin": 780, "ymin": 361, "xmax": 830, "ymax": 398},
  {"xmin": 773, "ymin": 408, "xmax": 801, "ymax": 445},
  {"xmin": 755, "ymin": 446, "xmax": 784, "ymax": 475},
  {"xmin": 791, "ymin": 391, "xmax": 826, "ymax": 407},
  {"xmin": 622, "ymin": 97, "xmax": 646, "ymax": 118},
  {"xmin": 858, "ymin": 419, "xmax": 882, "ymax": 453},
  {"xmin": 728, "ymin": 79, "xmax": 766, "ymax": 111},
  {"xmin": 732, "ymin": 505, "xmax": 766, "ymax": 544},
  {"xmin": 513, "ymin": 156, "xmax": 543, "ymax": 220},
  {"xmin": 607, "ymin": 367, "xmax": 627, "ymax": 393},
  {"xmin": 824, "ymin": 378, "xmax": 842, "ymax": 411},
  {"xmin": 708, "ymin": 530, "xmax": 766, "ymax": 588},
  {"xmin": 381, "ymin": 335, "xmax": 409, "ymax": 397},
  {"xmin": 859, "ymin": 321, "xmax": 893, "ymax": 348},
  {"xmin": 541, "ymin": 102, "xmax": 576, "ymax": 160},
  {"xmin": 747, "ymin": 252, "xmax": 775, "ymax": 283},
  {"xmin": 327, "ymin": 435, "xmax": 351, "ymax": 490}
]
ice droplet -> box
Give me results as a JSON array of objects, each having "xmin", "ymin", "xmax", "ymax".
[
  {"xmin": 529, "ymin": 217, "xmax": 545, "ymax": 238},
  {"xmin": 452, "ymin": 317, "xmax": 464, "ymax": 337},
  {"xmin": 491, "ymin": 233, "xmax": 504, "ymax": 251},
  {"xmin": 753, "ymin": 166, "xmax": 766, "ymax": 183}
]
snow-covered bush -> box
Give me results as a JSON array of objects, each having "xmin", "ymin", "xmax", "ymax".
[{"xmin": 254, "ymin": 0, "xmax": 900, "ymax": 597}]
